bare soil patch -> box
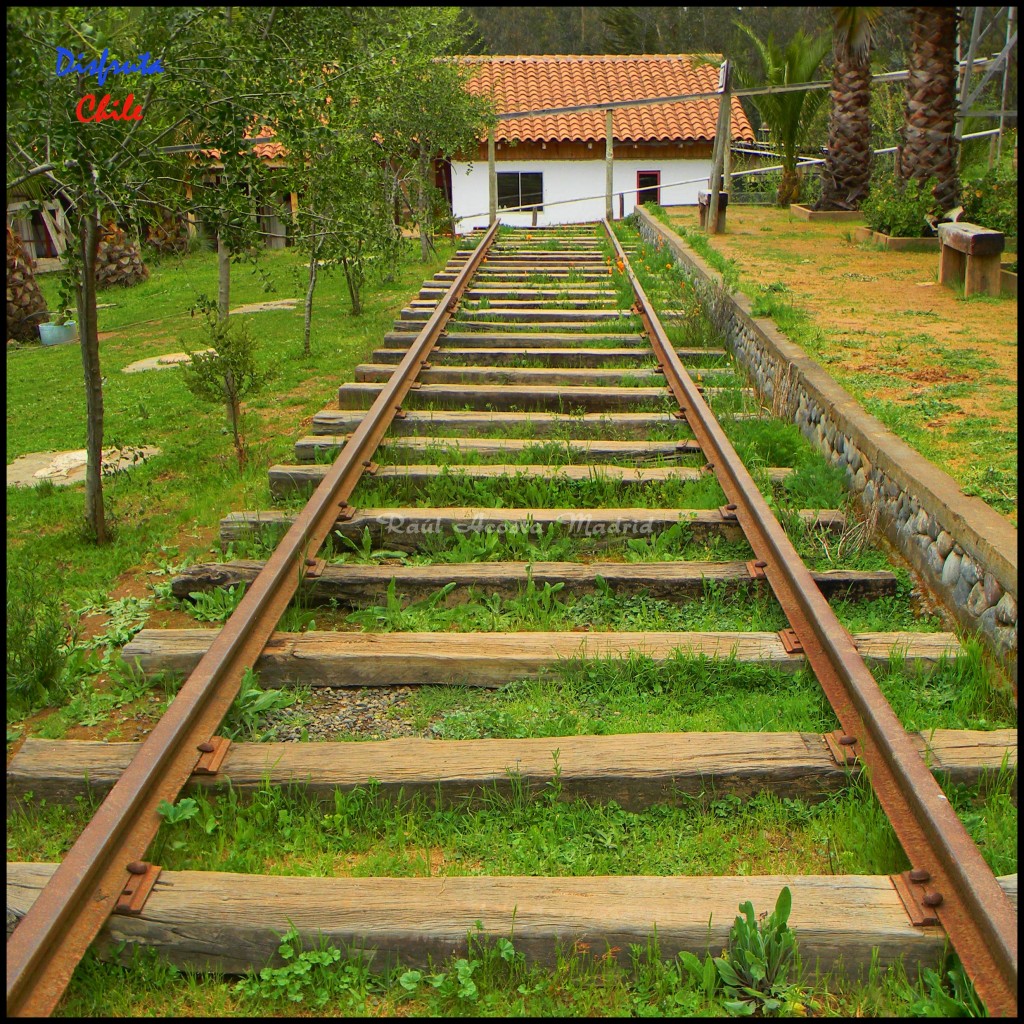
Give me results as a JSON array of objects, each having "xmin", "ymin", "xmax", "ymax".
[{"xmin": 671, "ymin": 205, "xmax": 1018, "ymax": 521}]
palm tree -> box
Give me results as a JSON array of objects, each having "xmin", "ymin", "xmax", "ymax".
[
  {"xmin": 735, "ymin": 22, "xmax": 831, "ymax": 206},
  {"xmin": 898, "ymin": 6, "xmax": 960, "ymax": 210},
  {"xmin": 6, "ymin": 226, "xmax": 49, "ymax": 341},
  {"xmin": 816, "ymin": 7, "xmax": 883, "ymax": 210}
]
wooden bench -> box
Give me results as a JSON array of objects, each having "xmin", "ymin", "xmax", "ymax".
[
  {"xmin": 937, "ymin": 222, "xmax": 1005, "ymax": 297},
  {"xmin": 697, "ymin": 190, "xmax": 729, "ymax": 232}
]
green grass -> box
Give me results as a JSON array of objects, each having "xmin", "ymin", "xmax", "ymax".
[
  {"xmin": 42, "ymin": 925, "xmax": 1001, "ymax": 1017},
  {"xmin": 656, "ymin": 209, "xmax": 1018, "ymax": 523},
  {"xmin": 8, "ymin": 241, "xmax": 456, "ymax": 586},
  {"xmin": 7, "ymin": 210, "xmax": 1016, "ymax": 1021},
  {"xmin": 16, "ymin": 762, "xmax": 1013, "ymax": 883},
  {"xmin": 335, "ymin": 574, "xmax": 931, "ymax": 638},
  {"xmin": 348, "ymin": 467, "xmax": 729, "ymax": 512}
]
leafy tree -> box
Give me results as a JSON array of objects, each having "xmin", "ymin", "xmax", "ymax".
[
  {"xmin": 815, "ymin": 7, "xmax": 884, "ymax": 211},
  {"xmin": 180, "ymin": 311, "xmax": 271, "ymax": 468},
  {"xmin": 367, "ymin": 7, "xmax": 493, "ymax": 261},
  {"xmin": 734, "ymin": 21, "xmax": 831, "ymax": 205},
  {"xmin": 271, "ymin": 6, "xmax": 492, "ymax": 353},
  {"xmin": 6, "ymin": 7, "xmax": 286, "ymax": 540},
  {"xmin": 600, "ymin": 7, "xmax": 670, "ymax": 53},
  {"xmin": 7, "ymin": 8, "xmax": 206, "ymax": 541}
]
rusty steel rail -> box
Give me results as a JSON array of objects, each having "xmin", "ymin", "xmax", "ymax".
[
  {"xmin": 5, "ymin": 222, "xmax": 501, "ymax": 1018},
  {"xmin": 603, "ymin": 220, "xmax": 1017, "ymax": 1016}
]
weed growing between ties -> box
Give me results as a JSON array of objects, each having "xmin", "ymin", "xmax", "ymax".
[
  {"xmin": 17, "ymin": 769, "xmax": 1008, "ymax": 1017},
  {"xmin": 337, "ymin": 574, "xmax": 931, "ymax": 637},
  {"xmin": 344, "ymin": 576, "xmax": 790, "ymax": 634},
  {"xmin": 48, "ymin": 922, "xmax": 992, "ymax": 1018},
  {"xmin": 349, "ymin": 468, "xmax": 729, "ymax": 511}
]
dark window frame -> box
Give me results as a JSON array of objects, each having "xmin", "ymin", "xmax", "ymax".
[
  {"xmin": 636, "ymin": 170, "xmax": 661, "ymax": 206},
  {"xmin": 496, "ymin": 171, "xmax": 544, "ymax": 211}
]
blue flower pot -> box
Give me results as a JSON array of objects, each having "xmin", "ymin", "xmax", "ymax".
[{"xmin": 39, "ymin": 322, "xmax": 79, "ymax": 346}]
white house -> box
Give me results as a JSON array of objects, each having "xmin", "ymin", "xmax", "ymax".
[{"xmin": 448, "ymin": 54, "xmax": 754, "ymax": 233}]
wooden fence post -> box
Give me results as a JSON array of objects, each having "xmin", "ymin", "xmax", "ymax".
[
  {"xmin": 606, "ymin": 108, "xmax": 614, "ymax": 221},
  {"xmin": 488, "ymin": 127, "xmax": 497, "ymax": 227},
  {"xmin": 708, "ymin": 60, "xmax": 731, "ymax": 234}
]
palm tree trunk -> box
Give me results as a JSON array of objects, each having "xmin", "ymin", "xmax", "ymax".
[
  {"xmin": 6, "ymin": 227, "xmax": 49, "ymax": 341},
  {"xmin": 777, "ymin": 167, "xmax": 803, "ymax": 207},
  {"xmin": 817, "ymin": 53, "xmax": 873, "ymax": 209},
  {"xmin": 899, "ymin": 6, "xmax": 960, "ymax": 210}
]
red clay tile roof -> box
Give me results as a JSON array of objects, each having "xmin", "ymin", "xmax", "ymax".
[
  {"xmin": 461, "ymin": 54, "xmax": 754, "ymax": 144},
  {"xmin": 201, "ymin": 125, "xmax": 287, "ymax": 162}
]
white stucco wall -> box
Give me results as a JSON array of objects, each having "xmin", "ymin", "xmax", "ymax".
[{"xmin": 451, "ymin": 157, "xmax": 713, "ymax": 233}]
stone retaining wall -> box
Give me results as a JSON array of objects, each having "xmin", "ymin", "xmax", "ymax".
[{"xmin": 634, "ymin": 207, "xmax": 1017, "ymax": 671}]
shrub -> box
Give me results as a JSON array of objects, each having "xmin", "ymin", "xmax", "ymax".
[
  {"xmin": 7, "ymin": 564, "xmax": 80, "ymax": 718},
  {"xmin": 861, "ymin": 175, "xmax": 942, "ymax": 237},
  {"xmin": 961, "ymin": 169, "xmax": 1017, "ymax": 236},
  {"xmin": 180, "ymin": 312, "xmax": 272, "ymax": 468}
]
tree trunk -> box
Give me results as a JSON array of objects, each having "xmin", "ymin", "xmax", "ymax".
[
  {"xmin": 816, "ymin": 48, "xmax": 873, "ymax": 210},
  {"xmin": 303, "ymin": 231, "xmax": 319, "ymax": 358},
  {"xmin": 224, "ymin": 374, "xmax": 245, "ymax": 468},
  {"xmin": 6, "ymin": 227, "xmax": 49, "ymax": 341},
  {"xmin": 340, "ymin": 255, "xmax": 362, "ymax": 316},
  {"xmin": 77, "ymin": 210, "xmax": 107, "ymax": 543},
  {"xmin": 417, "ymin": 149, "xmax": 433, "ymax": 262},
  {"xmin": 217, "ymin": 233, "xmax": 230, "ymax": 321},
  {"xmin": 95, "ymin": 222, "xmax": 149, "ymax": 288},
  {"xmin": 899, "ymin": 6, "xmax": 960, "ymax": 210},
  {"xmin": 776, "ymin": 167, "xmax": 803, "ymax": 206}
]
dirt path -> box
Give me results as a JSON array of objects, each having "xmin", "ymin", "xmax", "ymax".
[{"xmin": 669, "ymin": 206, "xmax": 1018, "ymax": 524}]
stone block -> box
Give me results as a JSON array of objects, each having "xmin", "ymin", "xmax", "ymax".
[
  {"xmin": 967, "ymin": 582, "xmax": 991, "ymax": 616},
  {"xmin": 995, "ymin": 592, "xmax": 1017, "ymax": 626},
  {"xmin": 952, "ymin": 575, "xmax": 973, "ymax": 609},
  {"xmin": 941, "ymin": 552, "xmax": 961, "ymax": 587},
  {"xmin": 983, "ymin": 572, "xmax": 1004, "ymax": 608},
  {"xmin": 935, "ymin": 531, "xmax": 954, "ymax": 559},
  {"xmin": 978, "ymin": 606, "xmax": 999, "ymax": 636},
  {"xmin": 960, "ymin": 556, "xmax": 979, "ymax": 586},
  {"xmin": 925, "ymin": 542, "xmax": 945, "ymax": 575}
]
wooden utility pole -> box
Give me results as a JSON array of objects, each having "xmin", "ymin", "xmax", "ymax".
[
  {"xmin": 708, "ymin": 60, "xmax": 731, "ymax": 234},
  {"xmin": 605, "ymin": 108, "xmax": 614, "ymax": 220},
  {"xmin": 488, "ymin": 127, "xmax": 497, "ymax": 226},
  {"xmin": 723, "ymin": 130, "xmax": 732, "ymax": 195}
]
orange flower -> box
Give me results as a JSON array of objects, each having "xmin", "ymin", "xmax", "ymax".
[{"xmin": 616, "ymin": 260, "xmax": 624, "ymax": 272}]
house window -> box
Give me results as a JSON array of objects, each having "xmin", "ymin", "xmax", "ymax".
[
  {"xmin": 637, "ymin": 171, "xmax": 660, "ymax": 206},
  {"xmin": 497, "ymin": 171, "xmax": 543, "ymax": 211}
]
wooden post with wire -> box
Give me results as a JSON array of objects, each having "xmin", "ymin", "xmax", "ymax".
[
  {"xmin": 488, "ymin": 127, "xmax": 497, "ymax": 227},
  {"xmin": 707, "ymin": 60, "xmax": 731, "ymax": 235},
  {"xmin": 605, "ymin": 108, "xmax": 614, "ymax": 221}
]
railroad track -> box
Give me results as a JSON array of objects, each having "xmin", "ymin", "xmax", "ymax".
[{"xmin": 6, "ymin": 221, "xmax": 1017, "ymax": 1016}]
